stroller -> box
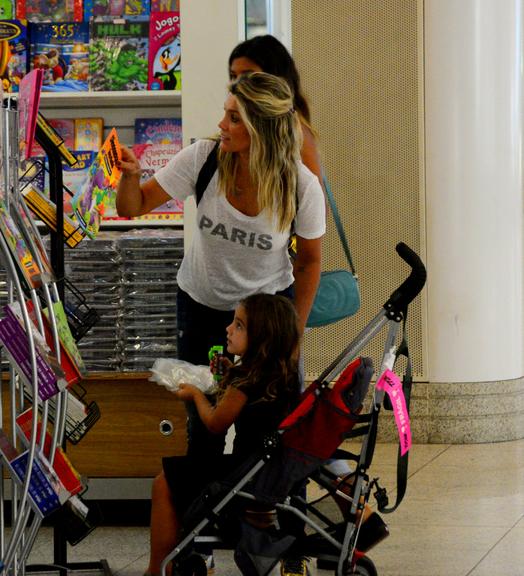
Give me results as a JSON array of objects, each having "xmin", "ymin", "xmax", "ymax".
[{"xmin": 161, "ymin": 242, "xmax": 426, "ymax": 576}]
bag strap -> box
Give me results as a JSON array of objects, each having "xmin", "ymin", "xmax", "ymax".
[
  {"xmin": 322, "ymin": 174, "xmax": 357, "ymax": 275},
  {"xmin": 379, "ymin": 313, "xmax": 413, "ymax": 514},
  {"xmin": 195, "ymin": 140, "xmax": 220, "ymax": 205}
]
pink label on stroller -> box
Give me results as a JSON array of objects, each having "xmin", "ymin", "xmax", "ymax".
[{"xmin": 376, "ymin": 369, "xmax": 412, "ymax": 455}]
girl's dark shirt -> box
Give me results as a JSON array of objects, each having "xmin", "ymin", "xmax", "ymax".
[{"xmin": 231, "ymin": 372, "xmax": 300, "ymax": 458}]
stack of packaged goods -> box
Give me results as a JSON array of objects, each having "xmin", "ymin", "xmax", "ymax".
[
  {"xmin": 62, "ymin": 232, "xmax": 123, "ymax": 372},
  {"xmin": 118, "ymin": 228, "xmax": 182, "ymax": 372}
]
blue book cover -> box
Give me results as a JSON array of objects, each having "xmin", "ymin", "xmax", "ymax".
[
  {"xmin": 134, "ymin": 117, "xmax": 182, "ymax": 145},
  {"xmin": 10, "ymin": 452, "xmax": 61, "ymax": 516},
  {"xmin": 29, "ymin": 22, "xmax": 89, "ymax": 92}
]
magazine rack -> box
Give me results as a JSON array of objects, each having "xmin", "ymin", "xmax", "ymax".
[{"xmin": 0, "ymin": 99, "xmax": 108, "ymax": 576}]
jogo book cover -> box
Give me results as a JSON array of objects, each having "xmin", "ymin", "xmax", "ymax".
[{"xmin": 148, "ymin": 11, "xmax": 180, "ymax": 91}]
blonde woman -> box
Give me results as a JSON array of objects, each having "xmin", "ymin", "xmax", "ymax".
[{"xmin": 117, "ymin": 72, "xmax": 325, "ymax": 460}]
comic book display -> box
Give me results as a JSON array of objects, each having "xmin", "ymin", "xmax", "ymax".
[{"xmin": 89, "ymin": 16, "xmax": 148, "ymax": 91}]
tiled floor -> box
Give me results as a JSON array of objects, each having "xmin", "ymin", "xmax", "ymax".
[{"xmin": 23, "ymin": 439, "xmax": 524, "ymax": 576}]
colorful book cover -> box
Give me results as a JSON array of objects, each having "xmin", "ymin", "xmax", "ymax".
[
  {"xmin": 134, "ymin": 117, "xmax": 182, "ymax": 145},
  {"xmin": 131, "ymin": 142, "xmax": 183, "ymax": 222},
  {"xmin": 0, "ymin": 199, "xmax": 42, "ymax": 289},
  {"xmin": 31, "ymin": 116, "xmax": 74, "ymax": 157},
  {"xmin": 17, "ymin": 0, "xmax": 83, "ymax": 22},
  {"xmin": 71, "ymin": 127, "xmax": 122, "ymax": 239},
  {"xmin": 83, "ymin": 0, "xmax": 149, "ymax": 19},
  {"xmin": 0, "ymin": 306, "xmax": 62, "ymax": 401},
  {"xmin": 150, "ymin": 0, "xmax": 178, "ymax": 12},
  {"xmin": 24, "ymin": 298, "xmax": 85, "ymax": 385},
  {"xmin": 0, "ymin": 19, "xmax": 28, "ymax": 93},
  {"xmin": 30, "ymin": 22, "xmax": 89, "ymax": 92},
  {"xmin": 16, "ymin": 408, "xmax": 83, "ymax": 495},
  {"xmin": 88, "ymin": 17, "xmax": 148, "ymax": 91},
  {"xmin": 18, "ymin": 67, "xmax": 43, "ymax": 159},
  {"xmin": 0, "ymin": 0, "xmax": 15, "ymax": 18},
  {"xmin": 0, "ymin": 431, "xmax": 62, "ymax": 517},
  {"xmin": 74, "ymin": 117, "xmax": 103, "ymax": 150},
  {"xmin": 62, "ymin": 150, "xmax": 96, "ymax": 211},
  {"xmin": 148, "ymin": 11, "xmax": 180, "ymax": 91},
  {"xmin": 32, "ymin": 117, "xmax": 103, "ymax": 156}
]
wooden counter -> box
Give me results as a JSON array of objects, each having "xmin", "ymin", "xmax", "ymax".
[{"xmin": 66, "ymin": 375, "xmax": 187, "ymax": 478}]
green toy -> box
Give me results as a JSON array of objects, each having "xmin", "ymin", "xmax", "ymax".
[{"xmin": 208, "ymin": 345, "xmax": 224, "ymax": 381}]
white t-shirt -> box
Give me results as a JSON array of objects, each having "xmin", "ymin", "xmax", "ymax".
[{"xmin": 155, "ymin": 139, "xmax": 326, "ymax": 310}]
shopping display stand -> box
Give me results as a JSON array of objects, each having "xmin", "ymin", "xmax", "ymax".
[
  {"xmin": 27, "ymin": 116, "xmax": 109, "ymax": 576},
  {"xmin": 0, "ymin": 96, "xmax": 108, "ymax": 576}
]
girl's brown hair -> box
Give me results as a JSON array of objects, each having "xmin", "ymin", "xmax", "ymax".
[{"xmin": 224, "ymin": 293, "xmax": 299, "ymax": 403}]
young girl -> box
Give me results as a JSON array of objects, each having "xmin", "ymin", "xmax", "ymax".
[{"xmin": 146, "ymin": 293, "xmax": 301, "ymax": 576}]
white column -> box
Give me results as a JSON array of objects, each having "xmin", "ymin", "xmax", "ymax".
[
  {"xmin": 179, "ymin": 0, "xmax": 244, "ymax": 247},
  {"xmin": 425, "ymin": 0, "xmax": 524, "ymax": 383}
]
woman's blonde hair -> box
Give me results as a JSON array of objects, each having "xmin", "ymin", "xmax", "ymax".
[{"xmin": 218, "ymin": 72, "xmax": 303, "ymax": 232}]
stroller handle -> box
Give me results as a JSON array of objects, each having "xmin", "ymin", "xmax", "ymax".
[{"xmin": 383, "ymin": 242, "xmax": 427, "ymax": 319}]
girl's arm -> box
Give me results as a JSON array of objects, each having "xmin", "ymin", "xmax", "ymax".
[
  {"xmin": 293, "ymin": 235, "xmax": 322, "ymax": 335},
  {"xmin": 175, "ymin": 384, "xmax": 248, "ymax": 435},
  {"xmin": 116, "ymin": 145, "xmax": 171, "ymax": 217}
]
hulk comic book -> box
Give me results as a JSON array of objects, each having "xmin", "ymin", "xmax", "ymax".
[{"xmin": 89, "ymin": 16, "xmax": 148, "ymax": 91}]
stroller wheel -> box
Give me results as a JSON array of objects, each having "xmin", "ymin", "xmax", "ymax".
[
  {"xmin": 174, "ymin": 553, "xmax": 207, "ymax": 576},
  {"xmin": 345, "ymin": 555, "xmax": 378, "ymax": 576}
]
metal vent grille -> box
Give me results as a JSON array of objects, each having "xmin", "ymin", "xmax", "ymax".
[{"xmin": 291, "ymin": 0, "xmax": 427, "ymax": 380}]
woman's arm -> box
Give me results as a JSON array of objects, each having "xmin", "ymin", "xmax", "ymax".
[
  {"xmin": 175, "ymin": 384, "xmax": 248, "ymax": 435},
  {"xmin": 116, "ymin": 146, "xmax": 171, "ymax": 217},
  {"xmin": 293, "ymin": 235, "xmax": 322, "ymax": 335},
  {"xmin": 301, "ymin": 123, "xmax": 323, "ymax": 185}
]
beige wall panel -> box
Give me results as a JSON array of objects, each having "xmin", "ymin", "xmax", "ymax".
[{"xmin": 292, "ymin": 0, "xmax": 426, "ymax": 379}]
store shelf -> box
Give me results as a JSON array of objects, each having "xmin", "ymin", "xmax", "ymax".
[
  {"xmin": 38, "ymin": 90, "xmax": 181, "ymax": 110},
  {"xmin": 101, "ymin": 219, "xmax": 183, "ymax": 228}
]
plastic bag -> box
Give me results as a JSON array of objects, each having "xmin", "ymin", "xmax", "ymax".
[{"xmin": 149, "ymin": 358, "xmax": 216, "ymax": 394}]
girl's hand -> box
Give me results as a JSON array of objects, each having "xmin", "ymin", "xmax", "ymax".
[
  {"xmin": 210, "ymin": 355, "xmax": 233, "ymax": 377},
  {"xmin": 174, "ymin": 383, "xmax": 199, "ymax": 401}
]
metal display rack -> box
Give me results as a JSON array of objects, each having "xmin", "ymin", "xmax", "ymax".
[{"xmin": 0, "ymin": 98, "xmax": 108, "ymax": 575}]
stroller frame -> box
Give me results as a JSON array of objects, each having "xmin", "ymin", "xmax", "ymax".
[{"xmin": 161, "ymin": 242, "xmax": 426, "ymax": 576}]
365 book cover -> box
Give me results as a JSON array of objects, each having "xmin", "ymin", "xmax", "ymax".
[
  {"xmin": 30, "ymin": 22, "xmax": 89, "ymax": 91},
  {"xmin": 147, "ymin": 11, "xmax": 180, "ymax": 91}
]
